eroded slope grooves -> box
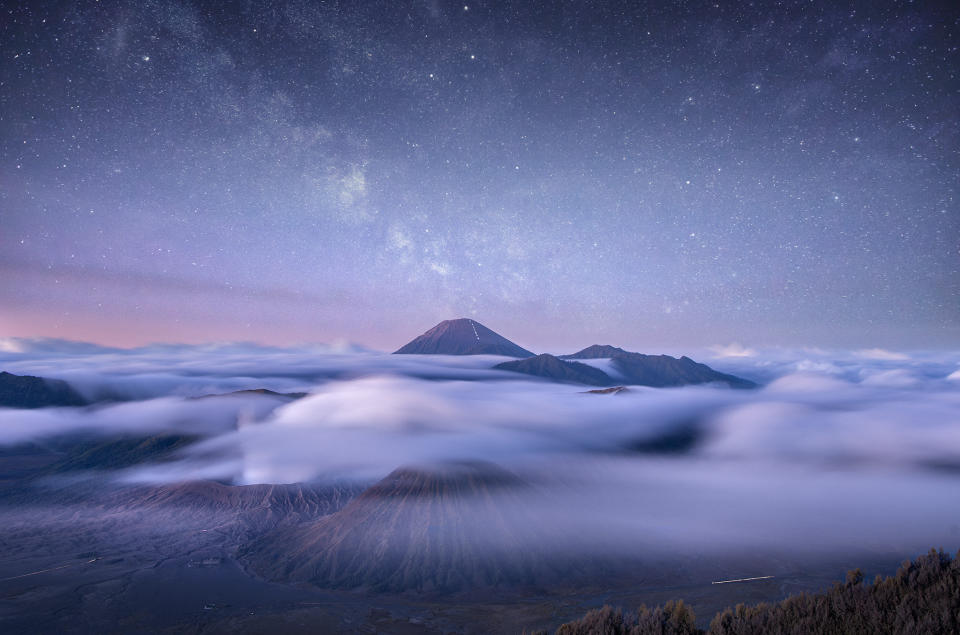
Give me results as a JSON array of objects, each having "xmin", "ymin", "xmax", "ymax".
[
  {"xmin": 94, "ymin": 480, "xmax": 367, "ymax": 542},
  {"xmin": 242, "ymin": 462, "xmax": 617, "ymax": 593},
  {"xmin": 394, "ymin": 318, "xmax": 535, "ymax": 357}
]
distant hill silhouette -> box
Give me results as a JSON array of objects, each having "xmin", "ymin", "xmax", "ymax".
[
  {"xmin": 563, "ymin": 344, "xmax": 630, "ymax": 358},
  {"xmin": 0, "ymin": 371, "xmax": 87, "ymax": 408},
  {"xmin": 494, "ymin": 354, "xmax": 615, "ymax": 386},
  {"xmin": 394, "ymin": 318, "xmax": 534, "ymax": 357},
  {"xmin": 193, "ymin": 388, "xmax": 309, "ymax": 400},
  {"xmin": 562, "ymin": 345, "xmax": 756, "ymax": 389},
  {"xmin": 584, "ymin": 386, "xmax": 631, "ymax": 395},
  {"xmin": 39, "ymin": 434, "xmax": 198, "ymax": 475}
]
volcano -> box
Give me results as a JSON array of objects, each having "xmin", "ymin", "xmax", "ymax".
[
  {"xmin": 241, "ymin": 463, "xmax": 608, "ymax": 593},
  {"xmin": 394, "ymin": 318, "xmax": 535, "ymax": 357}
]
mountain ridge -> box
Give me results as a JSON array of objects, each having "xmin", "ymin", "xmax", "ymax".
[
  {"xmin": 562, "ymin": 345, "xmax": 756, "ymax": 388},
  {"xmin": 0, "ymin": 370, "xmax": 88, "ymax": 408},
  {"xmin": 494, "ymin": 354, "xmax": 616, "ymax": 386}
]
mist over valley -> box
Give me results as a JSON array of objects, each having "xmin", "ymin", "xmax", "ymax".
[{"xmin": 1, "ymin": 323, "xmax": 958, "ymax": 632}]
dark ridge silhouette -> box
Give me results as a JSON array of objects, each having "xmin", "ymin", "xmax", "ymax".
[
  {"xmin": 494, "ymin": 354, "xmax": 616, "ymax": 386},
  {"xmin": 584, "ymin": 386, "xmax": 631, "ymax": 395},
  {"xmin": 551, "ymin": 548, "xmax": 960, "ymax": 635},
  {"xmin": 562, "ymin": 344, "xmax": 631, "ymax": 359},
  {"xmin": 193, "ymin": 388, "xmax": 309, "ymax": 400},
  {"xmin": 394, "ymin": 318, "xmax": 535, "ymax": 357},
  {"xmin": 39, "ymin": 433, "xmax": 199, "ymax": 475},
  {"xmin": 0, "ymin": 370, "xmax": 87, "ymax": 408},
  {"xmin": 562, "ymin": 345, "xmax": 756, "ymax": 389}
]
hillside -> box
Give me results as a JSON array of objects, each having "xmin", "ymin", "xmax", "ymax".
[
  {"xmin": 0, "ymin": 371, "xmax": 87, "ymax": 408},
  {"xmin": 494, "ymin": 354, "xmax": 615, "ymax": 386},
  {"xmin": 242, "ymin": 463, "xmax": 608, "ymax": 593},
  {"xmin": 562, "ymin": 346, "xmax": 756, "ymax": 389}
]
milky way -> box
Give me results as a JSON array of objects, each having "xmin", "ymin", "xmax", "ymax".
[{"xmin": 1, "ymin": 1, "xmax": 957, "ymax": 349}]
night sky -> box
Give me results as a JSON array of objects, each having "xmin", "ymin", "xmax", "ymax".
[{"xmin": 2, "ymin": 1, "xmax": 958, "ymax": 351}]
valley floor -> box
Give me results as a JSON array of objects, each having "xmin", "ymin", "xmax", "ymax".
[{"xmin": 0, "ymin": 485, "xmax": 916, "ymax": 634}]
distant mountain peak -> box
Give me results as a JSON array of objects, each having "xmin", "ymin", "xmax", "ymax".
[
  {"xmin": 561, "ymin": 344, "xmax": 630, "ymax": 359},
  {"xmin": 394, "ymin": 318, "xmax": 534, "ymax": 357}
]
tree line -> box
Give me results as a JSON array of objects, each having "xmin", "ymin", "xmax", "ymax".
[{"xmin": 536, "ymin": 548, "xmax": 959, "ymax": 635}]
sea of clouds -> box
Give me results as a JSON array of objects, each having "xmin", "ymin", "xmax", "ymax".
[{"xmin": 1, "ymin": 338, "xmax": 958, "ymax": 558}]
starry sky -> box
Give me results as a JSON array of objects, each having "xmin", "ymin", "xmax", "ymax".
[{"xmin": 1, "ymin": 0, "xmax": 958, "ymax": 351}]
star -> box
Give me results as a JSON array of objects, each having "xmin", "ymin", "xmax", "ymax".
[{"xmin": 0, "ymin": 0, "xmax": 952, "ymax": 349}]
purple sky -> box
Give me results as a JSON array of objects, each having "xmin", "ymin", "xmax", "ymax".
[{"xmin": 2, "ymin": 1, "xmax": 957, "ymax": 350}]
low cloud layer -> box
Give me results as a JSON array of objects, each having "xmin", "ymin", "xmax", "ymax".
[
  {"xmin": 114, "ymin": 369, "xmax": 960, "ymax": 485},
  {"xmin": 1, "ymin": 340, "xmax": 959, "ymax": 559}
]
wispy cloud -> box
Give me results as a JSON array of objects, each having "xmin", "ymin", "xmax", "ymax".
[
  {"xmin": 855, "ymin": 347, "xmax": 910, "ymax": 361},
  {"xmin": 709, "ymin": 342, "xmax": 757, "ymax": 358}
]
